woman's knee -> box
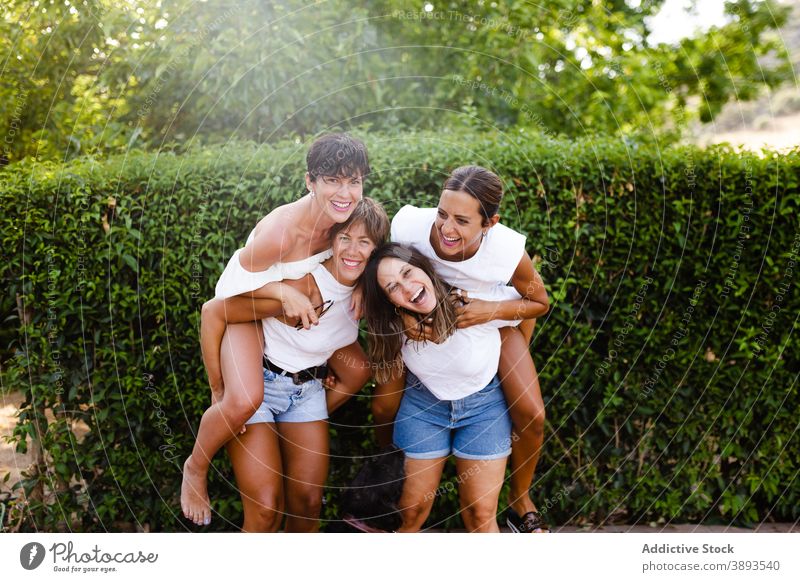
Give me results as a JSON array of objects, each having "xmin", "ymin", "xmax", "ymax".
[
  {"xmin": 510, "ymin": 399, "xmax": 545, "ymax": 434},
  {"xmin": 460, "ymin": 502, "xmax": 499, "ymax": 532},
  {"xmin": 243, "ymin": 492, "xmax": 282, "ymax": 532},
  {"xmin": 201, "ymin": 299, "xmax": 221, "ymax": 320},
  {"xmin": 529, "ymin": 404, "xmax": 546, "ymax": 433},
  {"xmin": 222, "ymin": 390, "xmax": 263, "ymax": 422},
  {"xmin": 288, "ymin": 487, "xmax": 323, "ymax": 518},
  {"xmin": 400, "ymin": 502, "xmax": 432, "ymax": 530}
]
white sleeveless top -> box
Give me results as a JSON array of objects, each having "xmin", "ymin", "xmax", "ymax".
[
  {"xmin": 401, "ymin": 325, "xmax": 501, "ymax": 401},
  {"xmin": 261, "ymin": 263, "xmax": 358, "ymax": 372},
  {"xmin": 215, "ymin": 228, "xmax": 332, "ymax": 300}
]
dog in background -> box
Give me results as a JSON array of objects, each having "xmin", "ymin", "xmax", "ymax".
[{"xmin": 339, "ymin": 445, "xmax": 405, "ymax": 532}]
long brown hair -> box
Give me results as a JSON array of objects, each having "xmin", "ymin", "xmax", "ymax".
[{"xmin": 363, "ymin": 243, "xmax": 457, "ymax": 383}]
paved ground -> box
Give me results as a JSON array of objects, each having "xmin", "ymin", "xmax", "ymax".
[{"xmin": 696, "ymin": 112, "xmax": 800, "ymax": 152}]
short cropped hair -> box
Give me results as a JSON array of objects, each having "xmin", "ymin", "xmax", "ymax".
[{"xmin": 307, "ymin": 133, "xmax": 370, "ymax": 182}]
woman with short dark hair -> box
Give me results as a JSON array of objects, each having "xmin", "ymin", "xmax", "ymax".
[{"xmin": 181, "ymin": 134, "xmax": 375, "ymax": 527}]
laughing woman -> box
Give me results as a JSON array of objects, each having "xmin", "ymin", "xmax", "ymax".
[
  {"xmin": 202, "ymin": 199, "xmax": 389, "ymax": 531},
  {"xmin": 378, "ymin": 166, "xmax": 551, "ymax": 533},
  {"xmin": 364, "ymin": 243, "xmax": 512, "ymax": 533}
]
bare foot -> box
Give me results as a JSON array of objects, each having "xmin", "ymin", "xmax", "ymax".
[{"xmin": 181, "ymin": 456, "xmax": 211, "ymax": 526}]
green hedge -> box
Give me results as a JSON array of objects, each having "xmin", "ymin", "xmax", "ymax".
[{"xmin": 2, "ymin": 132, "xmax": 798, "ymax": 531}]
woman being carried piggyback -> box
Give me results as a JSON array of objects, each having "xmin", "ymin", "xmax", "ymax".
[
  {"xmin": 182, "ymin": 134, "xmax": 375, "ymax": 526},
  {"xmin": 201, "ymin": 199, "xmax": 389, "ymax": 532},
  {"xmin": 375, "ymin": 166, "xmax": 551, "ymax": 533}
]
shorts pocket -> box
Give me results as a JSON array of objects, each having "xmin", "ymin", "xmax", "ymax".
[
  {"xmin": 263, "ymin": 374, "xmax": 294, "ymax": 415},
  {"xmin": 289, "ymin": 380, "xmax": 322, "ymax": 405}
]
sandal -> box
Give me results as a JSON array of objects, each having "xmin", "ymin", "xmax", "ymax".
[{"xmin": 506, "ymin": 508, "xmax": 551, "ymax": 533}]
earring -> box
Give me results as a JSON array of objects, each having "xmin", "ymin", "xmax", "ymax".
[
  {"xmin": 481, "ymin": 231, "xmax": 487, "ymax": 238},
  {"xmin": 310, "ymin": 190, "xmax": 316, "ymax": 198}
]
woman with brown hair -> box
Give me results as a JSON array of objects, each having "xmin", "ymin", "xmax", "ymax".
[
  {"xmin": 364, "ymin": 243, "xmax": 512, "ymax": 532},
  {"xmin": 200, "ymin": 199, "xmax": 389, "ymax": 532},
  {"xmin": 375, "ymin": 165, "xmax": 551, "ymax": 532}
]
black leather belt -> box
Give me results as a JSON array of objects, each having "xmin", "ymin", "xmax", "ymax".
[{"xmin": 263, "ymin": 355, "xmax": 329, "ymax": 385}]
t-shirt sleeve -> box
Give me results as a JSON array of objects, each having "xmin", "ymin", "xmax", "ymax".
[
  {"xmin": 390, "ymin": 204, "xmax": 417, "ymax": 244},
  {"xmin": 488, "ymin": 224, "xmax": 527, "ymax": 283}
]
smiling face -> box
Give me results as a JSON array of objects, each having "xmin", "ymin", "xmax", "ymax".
[
  {"xmin": 307, "ymin": 172, "xmax": 364, "ymax": 223},
  {"xmin": 329, "ymin": 221, "xmax": 377, "ymax": 285},
  {"xmin": 377, "ymin": 257, "xmax": 438, "ymax": 315},
  {"xmin": 431, "ymin": 189, "xmax": 497, "ymax": 260}
]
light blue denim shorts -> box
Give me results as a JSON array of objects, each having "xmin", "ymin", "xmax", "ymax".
[
  {"xmin": 393, "ymin": 372, "xmax": 512, "ymax": 460},
  {"xmin": 245, "ymin": 368, "xmax": 328, "ymax": 425}
]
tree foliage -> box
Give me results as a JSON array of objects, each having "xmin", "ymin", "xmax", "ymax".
[{"xmin": 0, "ymin": 1, "xmax": 793, "ymax": 162}]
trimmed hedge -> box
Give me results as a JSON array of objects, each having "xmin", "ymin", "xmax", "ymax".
[{"xmin": 2, "ymin": 132, "xmax": 798, "ymax": 531}]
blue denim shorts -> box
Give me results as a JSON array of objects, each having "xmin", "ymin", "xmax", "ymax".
[
  {"xmin": 393, "ymin": 372, "xmax": 512, "ymax": 461},
  {"xmin": 245, "ymin": 368, "xmax": 328, "ymax": 425}
]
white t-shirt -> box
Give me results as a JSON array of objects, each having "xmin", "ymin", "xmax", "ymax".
[
  {"xmin": 401, "ymin": 325, "xmax": 501, "ymax": 401},
  {"xmin": 262, "ymin": 263, "xmax": 358, "ymax": 372}
]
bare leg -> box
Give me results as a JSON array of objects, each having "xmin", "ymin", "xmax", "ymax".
[
  {"xmin": 396, "ymin": 457, "xmax": 447, "ymax": 532},
  {"xmin": 498, "ymin": 321, "xmax": 546, "ymax": 518},
  {"xmin": 456, "ymin": 457, "xmax": 507, "ymax": 532},
  {"xmin": 227, "ymin": 423, "xmax": 283, "ymax": 532},
  {"xmin": 181, "ymin": 322, "xmax": 265, "ymax": 525},
  {"xmin": 278, "ymin": 421, "xmax": 330, "ymax": 533},
  {"xmin": 371, "ymin": 372, "xmax": 406, "ymax": 448},
  {"xmin": 326, "ymin": 342, "xmax": 371, "ymax": 414}
]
